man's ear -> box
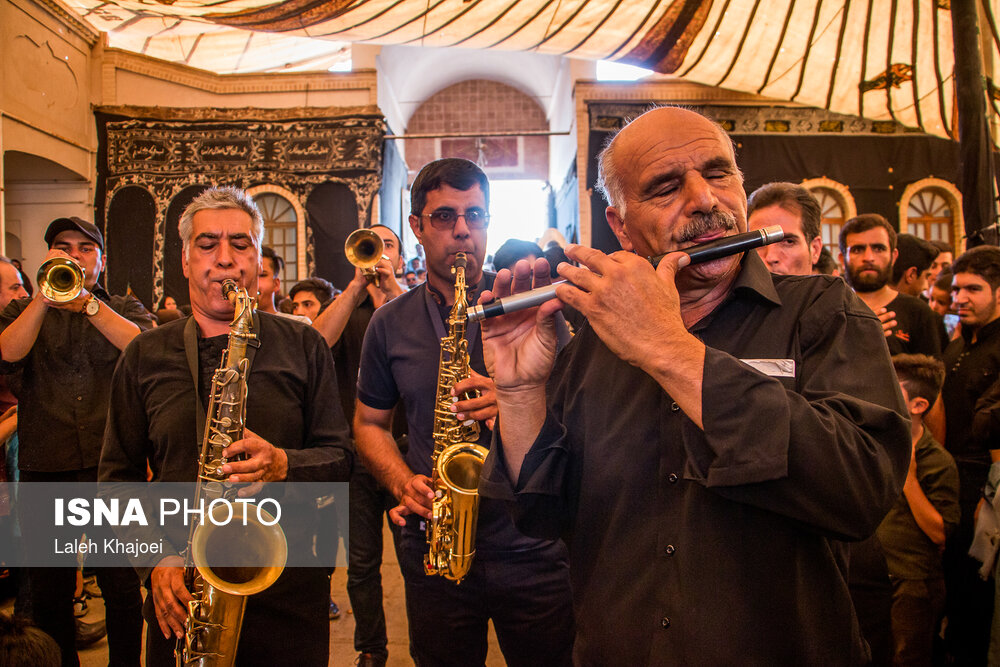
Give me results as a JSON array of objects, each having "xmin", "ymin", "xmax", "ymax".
[
  {"xmin": 809, "ymin": 237, "xmax": 823, "ymax": 265},
  {"xmin": 909, "ymin": 395, "xmax": 930, "ymax": 417},
  {"xmin": 181, "ymin": 247, "xmax": 190, "ymax": 279},
  {"xmin": 838, "ymin": 251, "xmax": 846, "ymax": 274},
  {"xmin": 606, "ymin": 207, "xmax": 633, "ymax": 252},
  {"xmin": 904, "ymin": 266, "xmax": 919, "ymax": 285},
  {"xmin": 408, "ymin": 215, "xmax": 423, "ymax": 243}
]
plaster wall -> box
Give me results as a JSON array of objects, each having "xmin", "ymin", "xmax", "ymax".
[
  {"xmin": 5, "ymin": 181, "xmax": 91, "ymax": 274},
  {"xmin": 2, "ymin": 0, "xmax": 98, "ymax": 179}
]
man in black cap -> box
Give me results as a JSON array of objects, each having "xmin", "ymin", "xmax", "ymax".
[{"xmin": 0, "ymin": 216, "xmax": 153, "ymax": 667}]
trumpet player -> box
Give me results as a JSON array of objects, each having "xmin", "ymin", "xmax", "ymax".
[
  {"xmin": 99, "ymin": 187, "xmax": 353, "ymax": 666},
  {"xmin": 0, "ymin": 217, "xmax": 153, "ymax": 667},
  {"xmin": 309, "ymin": 224, "xmax": 405, "ymax": 666},
  {"xmin": 354, "ymin": 159, "xmax": 573, "ymax": 667}
]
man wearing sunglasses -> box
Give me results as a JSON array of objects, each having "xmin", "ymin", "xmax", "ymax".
[{"xmin": 354, "ymin": 158, "xmax": 573, "ymax": 667}]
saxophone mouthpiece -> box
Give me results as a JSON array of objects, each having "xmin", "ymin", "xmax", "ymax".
[{"xmin": 221, "ymin": 280, "xmax": 239, "ymax": 302}]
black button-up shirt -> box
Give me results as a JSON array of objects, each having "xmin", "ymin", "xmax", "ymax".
[
  {"xmin": 482, "ymin": 254, "xmax": 911, "ymax": 666},
  {"xmin": 941, "ymin": 317, "xmax": 1000, "ymax": 511},
  {"xmin": 0, "ymin": 288, "xmax": 153, "ymax": 472}
]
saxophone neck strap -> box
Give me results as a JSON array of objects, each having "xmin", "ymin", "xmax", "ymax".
[
  {"xmin": 182, "ymin": 312, "xmax": 261, "ymax": 441},
  {"xmin": 422, "ymin": 281, "xmax": 480, "ymax": 344}
]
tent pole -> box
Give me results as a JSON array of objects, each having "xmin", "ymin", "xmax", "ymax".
[{"xmin": 951, "ymin": 0, "xmax": 998, "ymax": 247}]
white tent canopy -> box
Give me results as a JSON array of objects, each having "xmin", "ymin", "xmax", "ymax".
[{"xmin": 64, "ymin": 0, "xmax": 1000, "ymax": 139}]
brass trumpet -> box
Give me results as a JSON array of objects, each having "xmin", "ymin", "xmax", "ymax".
[
  {"xmin": 37, "ymin": 257, "xmax": 84, "ymax": 303},
  {"xmin": 345, "ymin": 228, "xmax": 389, "ymax": 287}
]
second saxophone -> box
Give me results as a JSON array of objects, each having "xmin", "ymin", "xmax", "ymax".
[{"xmin": 425, "ymin": 253, "xmax": 489, "ymax": 583}]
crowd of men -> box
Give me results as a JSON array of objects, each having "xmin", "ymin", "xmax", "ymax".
[{"xmin": 0, "ymin": 105, "xmax": 998, "ymax": 667}]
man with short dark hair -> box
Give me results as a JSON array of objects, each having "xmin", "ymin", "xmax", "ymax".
[
  {"xmin": 480, "ymin": 107, "xmax": 909, "ymax": 664},
  {"xmin": 355, "ymin": 158, "xmax": 574, "ymax": 666},
  {"xmin": 289, "ymin": 276, "xmax": 336, "ymax": 322},
  {"xmin": 839, "ymin": 215, "xmax": 944, "ymax": 356},
  {"xmin": 935, "ymin": 245, "xmax": 1000, "ymax": 664},
  {"xmin": 0, "ymin": 217, "xmax": 152, "ymax": 667},
  {"xmin": 258, "ymin": 246, "xmax": 309, "ymax": 324},
  {"xmin": 747, "ymin": 182, "xmax": 824, "ymax": 276},
  {"xmin": 924, "ymin": 240, "xmax": 954, "ymax": 302},
  {"xmin": 891, "ymin": 234, "xmax": 939, "ymax": 298},
  {"xmin": 492, "ymin": 239, "xmax": 544, "ymax": 273},
  {"xmin": 311, "ymin": 224, "xmax": 406, "ymax": 667}
]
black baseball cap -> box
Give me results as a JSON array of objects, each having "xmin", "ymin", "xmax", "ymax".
[{"xmin": 44, "ymin": 217, "xmax": 104, "ymax": 251}]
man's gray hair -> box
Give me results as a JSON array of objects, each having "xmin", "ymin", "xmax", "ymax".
[
  {"xmin": 178, "ymin": 186, "xmax": 264, "ymax": 253},
  {"xmin": 595, "ymin": 106, "xmax": 738, "ymax": 218}
]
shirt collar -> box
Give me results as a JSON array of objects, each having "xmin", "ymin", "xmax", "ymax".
[
  {"xmin": 91, "ymin": 284, "xmax": 111, "ymax": 302},
  {"xmin": 424, "ymin": 273, "xmax": 491, "ymax": 306},
  {"xmin": 730, "ymin": 251, "xmax": 782, "ymax": 307},
  {"xmin": 963, "ymin": 315, "xmax": 1000, "ymax": 345}
]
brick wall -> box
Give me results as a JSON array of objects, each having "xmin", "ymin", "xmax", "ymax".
[{"xmin": 405, "ymin": 79, "xmax": 549, "ymax": 182}]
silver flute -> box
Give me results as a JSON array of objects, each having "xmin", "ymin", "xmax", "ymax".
[{"xmin": 468, "ymin": 225, "xmax": 784, "ymax": 322}]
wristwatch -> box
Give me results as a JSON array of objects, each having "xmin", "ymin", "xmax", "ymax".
[{"xmin": 84, "ymin": 295, "xmax": 101, "ymax": 317}]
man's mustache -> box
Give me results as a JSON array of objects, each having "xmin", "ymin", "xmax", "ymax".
[{"xmin": 677, "ymin": 211, "xmax": 739, "ymax": 244}]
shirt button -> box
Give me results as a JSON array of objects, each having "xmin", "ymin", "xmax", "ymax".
[
  {"xmin": 668, "ymin": 473, "xmax": 678, "ymax": 483},
  {"xmin": 661, "ymin": 617, "xmax": 671, "ymax": 629},
  {"xmin": 665, "ymin": 545, "xmax": 675, "ymax": 556},
  {"xmin": 670, "ymin": 402, "xmax": 680, "ymax": 412}
]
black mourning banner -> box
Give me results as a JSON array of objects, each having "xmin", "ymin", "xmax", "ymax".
[{"xmin": 94, "ymin": 107, "xmax": 386, "ymax": 310}]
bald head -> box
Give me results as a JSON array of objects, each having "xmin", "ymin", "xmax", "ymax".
[{"xmin": 597, "ymin": 107, "xmax": 740, "ymax": 217}]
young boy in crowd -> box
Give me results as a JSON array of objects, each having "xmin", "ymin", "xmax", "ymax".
[{"xmin": 877, "ymin": 354, "xmax": 961, "ymax": 666}]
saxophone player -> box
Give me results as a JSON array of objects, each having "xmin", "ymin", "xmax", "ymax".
[
  {"xmin": 354, "ymin": 159, "xmax": 574, "ymax": 667},
  {"xmin": 99, "ymin": 187, "xmax": 353, "ymax": 666}
]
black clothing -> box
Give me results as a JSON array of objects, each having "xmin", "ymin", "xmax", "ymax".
[
  {"xmin": 357, "ymin": 276, "xmax": 574, "ymax": 665},
  {"xmin": 99, "ymin": 312, "xmax": 353, "ymax": 666},
  {"xmin": 397, "ymin": 542, "xmax": 574, "ymax": 667},
  {"xmin": 100, "ymin": 313, "xmax": 352, "ymax": 488},
  {"xmin": 940, "ymin": 316, "xmax": 1000, "ymax": 665},
  {"xmin": 0, "ymin": 289, "xmax": 153, "ymax": 472},
  {"xmin": 884, "ymin": 292, "xmax": 946, "ymax": 357},
  {"xmin": 333, "ymin": 295, "xmax": 403, "ymax": 659},
  {"xmin": 0, "ymin": 287, "xmax": 150, "ymax": 666},
  {"xmin": 482, "ymin": 256, "xmax": 911, "ymax": 665},
  {"xmin": 20, "ymin": 468, "xmax": 143, "ymax": 667},
  {"xmin": 347, "ymin": 467, "xmax": 400, "ymax": 659},
  {"xmin": 942, "ymin": 317, "xmax": 1000, "ymax": 474}
]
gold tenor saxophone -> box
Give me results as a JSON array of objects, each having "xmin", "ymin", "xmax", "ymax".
[
  {"xmin": 177, "ymin": 280, "xmax": 287, "ymax": 667},
  {"xmin": 425, "ymin": 253, "xmax": 489, "ymax": 583}
]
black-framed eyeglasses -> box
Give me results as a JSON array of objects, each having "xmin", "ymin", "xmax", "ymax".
[{"xmin": 422, "ymin": 207, "xmax": 490, "ymax": 230}]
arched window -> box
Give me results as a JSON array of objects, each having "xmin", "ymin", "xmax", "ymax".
[
  {"xmin": 802, "ymin": 178, "xmax": 857, "ymax": 254},
  {"xmin": 248, "ymin": 186, "xmax": 305, "ymax": 285},
  {"xmin": 906, "ymin": 189, "xmax": 952, "ymax": 242},
  {"xmin": 899, "ymin": 179, "xmax": 963, "ymax": 253},
  {"xmin": 814, "ymin": 189, "xmax": 846, "ymax": 252}
]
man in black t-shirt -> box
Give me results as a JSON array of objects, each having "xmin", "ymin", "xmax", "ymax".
[{"xmin": 840, "ymin": 215, "xmax": 945, "ymax": 356}]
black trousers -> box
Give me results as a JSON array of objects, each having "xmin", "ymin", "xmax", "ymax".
[
  {"xmin": 20, "ymin": 468, "xmax": 143, "ymax": 667},
  {"xmin": 398, "ymin": 542, "xmax": 575, "ymax": 667},
  {"xmin": 943, "ymin": 515, "xmax": 994, "ymax": 666},
  {"xmin": 144, "ymin": 567, "xmax": 330, "ymax": 667},
  {"xmin": 346, "ymin": 467, "xmax": 400, "ymax": 658}
]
